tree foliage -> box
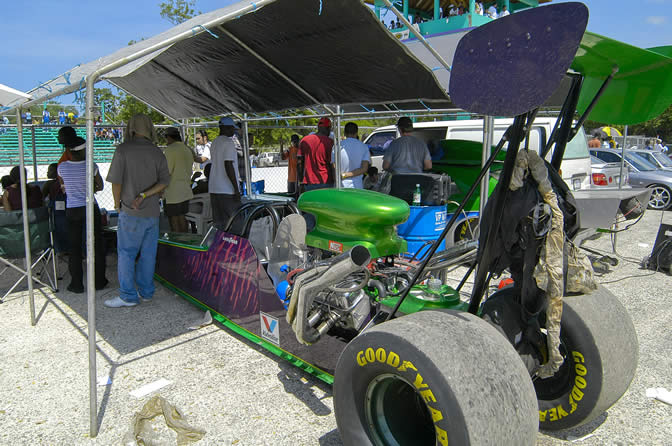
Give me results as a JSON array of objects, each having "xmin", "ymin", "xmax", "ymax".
[{"xmin": 159, "ymin": 0, "xmax": 198, "ymax": 25}]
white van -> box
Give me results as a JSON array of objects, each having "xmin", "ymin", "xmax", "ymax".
[{"xmin": 363, "ymin": 117, "xmax": 592, "ymax": 191}]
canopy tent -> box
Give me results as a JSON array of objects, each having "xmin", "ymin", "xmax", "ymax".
[
  {"xmin": 7, "ymin": 0, "xmax": 449, "ymax": 118},
  {"xmin": 1, "ymin": 0, "xmax": 456, "ymax": 438},
  {"xmin": 0, "ymin": 83, "xmax": 31, "ymax": 107}
]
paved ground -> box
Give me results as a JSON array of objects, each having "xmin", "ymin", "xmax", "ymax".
[{"xmin": 1, "ymin": 208, "xmax": 671, "ymax": 445}]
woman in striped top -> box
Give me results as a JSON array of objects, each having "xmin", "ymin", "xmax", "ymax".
[{"xmin": 57, "ymin": 137, "xmax": 108, "ymax": 293}]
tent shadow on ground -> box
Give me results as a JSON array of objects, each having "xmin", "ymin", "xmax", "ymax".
[{"xmin": 15, "ymin": 252, "xmax": 214, "ymax": 356}]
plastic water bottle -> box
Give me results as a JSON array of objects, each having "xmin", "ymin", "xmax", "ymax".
[{"xmin": 413, "ymin": 184, "xmax": 422, "ymax": 206}]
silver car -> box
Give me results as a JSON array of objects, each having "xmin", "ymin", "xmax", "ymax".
[
  {"xmin": 628, "ymin": 148, "xmax": 672, "ymax": 171},
  {"xmin": 590, "ymin": 155, "xmax": 628, "ymax": 188},
  {"xmin": 590, "ymin": 148, "xmax": 672, "ymax": 210}
]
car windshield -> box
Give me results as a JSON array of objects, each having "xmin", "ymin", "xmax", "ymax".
[
  {"xmin": 563, "ymin": 126, "xmax": 590, "ymax": 159},
  {"xmin": 653, "ymin": 152, "xmax": 672, "ymax": 167},
  {"xmin": 625, "ymin": 152, "xmax": 658, "ymax": 171}
]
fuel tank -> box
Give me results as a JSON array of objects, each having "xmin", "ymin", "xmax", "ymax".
[{"xmin": 297, "ymin": 189, "xmax": 409, "ymax": 258}]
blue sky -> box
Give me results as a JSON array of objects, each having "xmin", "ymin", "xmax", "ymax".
[{"xmin": 2, "ymin": 0, "xmax": 671, "ymax": 105}]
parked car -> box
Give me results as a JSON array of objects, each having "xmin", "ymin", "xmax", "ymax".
[
  {"xmin": 363, "ymin": 117, "xmax": 593, "ymax": 191},
  {"xmin": 257, "ymin": 151, "xmax": 281, "ymax": 167},
  {"xmin": 628, "ymin": 148, "xmax": 672, "ymax": 171},
  {"xmin": 590, "ymin": 148, "xmax": 672, "ymax": 210},
  {"xmin": 590, "ymin": 155, "xmax": 628, "ymax": 188}
]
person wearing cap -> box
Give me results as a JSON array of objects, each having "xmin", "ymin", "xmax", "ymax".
[
  {"xmin": 57, "ymin": 136, "xmax": 108, "ymax": 293},
  {"xmin": 299, "ymin": 117, "xmax": 334, "ymax": 191},
  {"xmin": 105, "ymin": 114, "xmax": 170, "ymax": 308},
  {"xmin": 209, "ymin": 117, "xmax": 242, "ymax": 229},
  {"xmin": 282, "ymin": 134, "xmax": 300, "ymax": 194},
  {"xmin": 332, "ymin": 122, "xmax": 370, "ymax": 189},
  {"xmin": 163, "ymin": 127, "xmax": 194, "ymax": 233},
  {"xmin": 383, "ymin": 117, "xmax": 432, "ymax": 174}
]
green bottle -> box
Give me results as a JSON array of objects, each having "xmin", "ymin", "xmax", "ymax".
[{"xmin": 413, "ymin": 183, "xmax": 422, "ymax": 206}]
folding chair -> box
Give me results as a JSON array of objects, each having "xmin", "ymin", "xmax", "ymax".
[
  {"xmin": 0, "ymin": 207, "xmax": 59, "ymax": 302},
  {"xmin": 185, "ymin": 193, "xmax": 213, "ymax": 235}
]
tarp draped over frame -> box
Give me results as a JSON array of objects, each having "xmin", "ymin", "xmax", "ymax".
[
  {"xmin": 8, "ymin": 0, "xmax": 449, "ymax": 118},
  {"xmin": 0, "ymin": 83, "xmax": 31, "ymax": 107}
]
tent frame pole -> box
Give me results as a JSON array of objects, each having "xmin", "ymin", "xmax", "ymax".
[
  {"xmin": 82, "ymin": 0, "xmax": 280, "ymax": 437},
  {"xmin": 242, "ymin": 114, "xmax": 253, "ymax": 196},
  {"xmin": 15, "ymin": 107, "xmax": 36, "ymax": 326}
]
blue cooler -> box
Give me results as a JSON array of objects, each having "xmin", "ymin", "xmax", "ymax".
[{"xmin": 396, "ymin": 205, "xmax": 447, "ymax": 259}]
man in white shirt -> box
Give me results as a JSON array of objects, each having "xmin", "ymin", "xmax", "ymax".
[
  {"xmin": 332, "ymin": 122, "xmax": 371, "ymax": 189},
  {"xmin": 209, "ymin": 117, "xmax": 241, "ymax": 230},
  {"xmin": 487, "ymin": 4, "xmax": 498, "ymax": 18},
  {"xmin": 499, "ymin": 5, "xmax": 510, "ymax": 17}
]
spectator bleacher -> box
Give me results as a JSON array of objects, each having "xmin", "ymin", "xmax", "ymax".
[{"xmin": 0, "ymin": 127, "xmax": 118, "ymax": 166}]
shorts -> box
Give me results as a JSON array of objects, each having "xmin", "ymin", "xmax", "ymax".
[{"xmin": 164, "ymin": 200, "xmax": 190, "ymax": 217}]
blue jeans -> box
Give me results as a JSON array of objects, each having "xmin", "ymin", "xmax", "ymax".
[{"xmin": 117, "ymin": 212, "xmax": 159, "ymax": 303}]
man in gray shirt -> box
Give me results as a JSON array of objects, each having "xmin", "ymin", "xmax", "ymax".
[
  {"xmin": 383, "ymin": 116, "xmax": 432, "ymax": 174},
  {"xmin": 105, "ymin": 114, "xmax": 170, "ymax": 308}
]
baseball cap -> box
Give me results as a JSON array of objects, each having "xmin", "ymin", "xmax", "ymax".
[
  {"xmin": 318, "ymin": 117, "xmax": 332, "ymax": 128},
  {"xmin": 164, "ymin": 127, "xmax": 181, "ymax": 138},
  {"xmin": 219, "ymin": 117, "xmax": 239, "ymax": 128}
]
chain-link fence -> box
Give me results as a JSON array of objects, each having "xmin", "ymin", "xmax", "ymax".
[{"xmin": 0, "ymin": 124, "xmax": 123, "ymax": 210}]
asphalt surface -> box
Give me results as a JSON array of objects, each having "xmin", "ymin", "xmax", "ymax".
[{"xmin": 1, "ymin": 208, "xmax": 671, "ymax": 445}]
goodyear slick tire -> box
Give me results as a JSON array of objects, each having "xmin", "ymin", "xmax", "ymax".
[
  {"xmin": 536, "ymin": 285, "xmax": 638, "ymax": 431},
  {"xmin": 333, "ymin": 310, "xmax": 538, "ymax": 446}
]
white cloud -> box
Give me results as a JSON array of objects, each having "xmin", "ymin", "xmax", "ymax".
[{"xmin": 646, "ymin": 16, "xmax": 667, "ymax": 25}]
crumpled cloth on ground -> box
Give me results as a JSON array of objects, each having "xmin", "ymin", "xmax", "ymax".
[{"xmin": 122, "ymin": 395, "xmax": 205, "ymax": 446}]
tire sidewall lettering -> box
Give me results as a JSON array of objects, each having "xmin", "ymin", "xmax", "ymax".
[
  {"xmin": 356, "ymin": 346, "xmax": 449, "ymax": 446},
  {"xmin": 539, "ymin": 350, "xmax": 590, "ymax": 423}
]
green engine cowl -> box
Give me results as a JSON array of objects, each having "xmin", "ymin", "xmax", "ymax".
[{"xmin": 297, "ymin": 189, "xmax": 409, "ymax": 258}]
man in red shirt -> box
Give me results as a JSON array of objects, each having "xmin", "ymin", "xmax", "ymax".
[{"xmin": 299, "ymin": 117, "xmax": 334, "ymax": 191}]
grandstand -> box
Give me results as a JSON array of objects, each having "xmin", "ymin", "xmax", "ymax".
[{"xmin": 0, "ymin": 127, "xmax": 117, "ymax": 166}]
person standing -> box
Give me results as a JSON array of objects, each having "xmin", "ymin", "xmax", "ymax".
[
  {"xmin": 299, "ymin": 118, "xmax": 334, "ymax": 191},
  {"xmin": 163, "ymin": 127, "xmax": 193, "ymax": 233},
  {"xmin": 282, "ymin": 134, "xmax": 300, "ymax": 194},
  {"xmin": 193, "ymin": 129, "xmax": 211, "ymax": 170},
  {"xmin": 42, "ymin": 108, "xmax": 50, "ymax": 125},
  {"xmin": 105, "ymin": 114, "xmax": 170, "ymax": 308},
  {"xmin": 58, "ymin": 109, "xmax": 66, "ymax": 125},
  {"xmin": 209, "ymin": 117, "xmax": 241, "ymax": 229},
  {"xmin": 383, "ymin": 117, "xmax": 432, "ymax": 174},
  {"xmin": 332, "ymin": 122, "xmax": 370, "ymax": 189},
  {"xmin": 57, "ymin": 137, "xmax": 108, "ymax": 293}
]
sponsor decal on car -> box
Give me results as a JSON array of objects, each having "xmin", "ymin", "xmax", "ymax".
[
  {"xmin": 260, "ymin": 312, "xmax": 280, "ymax": 345},
  {"xmin": 328, "ymin": 240, "xmax": 344, "ymax": 253}
]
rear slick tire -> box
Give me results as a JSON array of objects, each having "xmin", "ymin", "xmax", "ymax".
[
  {"xmin": 535, "ymin": 286, "xmax": 638, "ymax": 431},
  {"xmin": 333, "ymin": 310, "xmax": 538, "ymax": 446}
]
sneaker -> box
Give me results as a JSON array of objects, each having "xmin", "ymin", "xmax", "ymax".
[
  {"xmin": 140, "ymin": 295, "xmax": 153, "ymax": 303},
  {"xmin": 67, "ymin": 283, "xmax": 84, "ymax": 294},
  {"xmin": 104, "ymin": 296, "xmax": 138, "ymax": 308}
]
